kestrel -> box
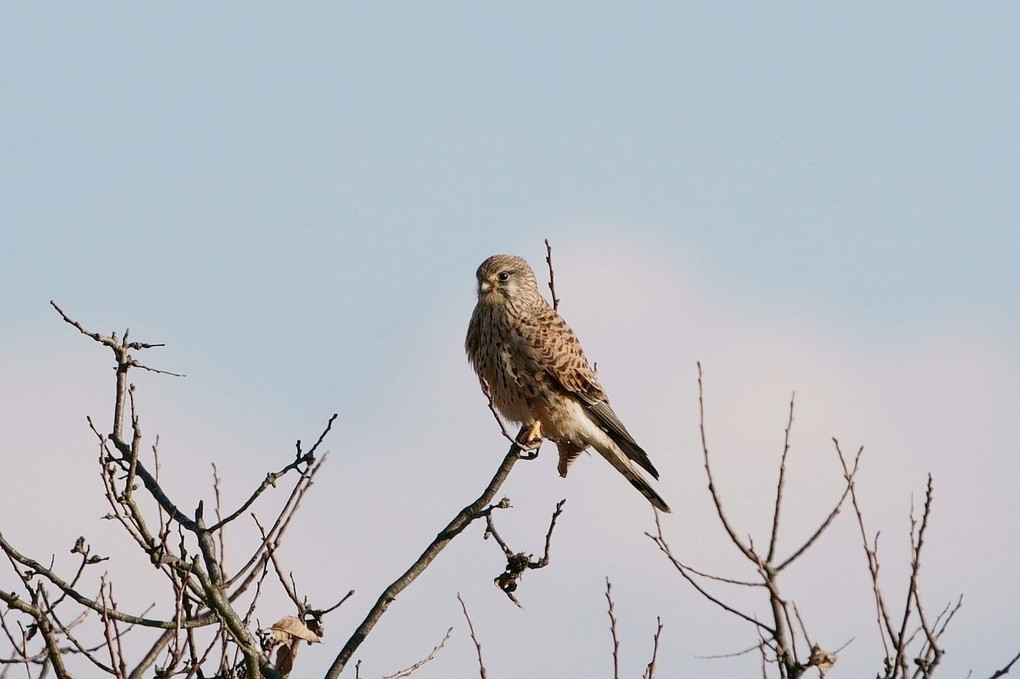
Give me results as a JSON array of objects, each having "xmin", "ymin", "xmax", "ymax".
[{"xmin": 465, "ymin": 254, "xmax": 670, "ymax": 513}]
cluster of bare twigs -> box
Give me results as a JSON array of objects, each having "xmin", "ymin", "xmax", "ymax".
[
  {"xmin": 0, "ymin": 302, "xmax": 347, "ymax": 679},
  {"xmin": 835, "ymin": 445, "xmax": 960, "ymax": 679},
  {"xmin": 480, "ymin": 499, "xmax": 566, "ymax": 607},
  {"xmin": 1, "ymin": 301, "xmax": 566, "ymax": 679},
  {"xmin": 647, "ymin": 363, "xmax": 851, "ymax": 677},
  {"xmin": 5, "ymin": 245, "xmax": 1018, "ymax": 678},
  {"xmin": 646, "ymin": 362, "xmax": 975, "ymax": 678},
  {"xmin": 605, "ymin": 578, "xmax": 663, "ymax": 679},
  {"xmin": 544, "ymin": 238, "xmax": 561, "ymax": 312},
  {"xmin": 457, "ymin": 594, "xmax": 488, "ymax": 679}
]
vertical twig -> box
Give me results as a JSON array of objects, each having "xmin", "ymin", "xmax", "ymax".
[
  {"xmin": 767, "ymin": 393, "xmax": 796, "ymax": 563},
  {"xmin": 99, "ymin": 577, "xmax": 128, "ymax": 679},
  {"xmin": 696, "ymin": 363, "xmax": 755, "ymax": 561},
  {"xmin": 835, "ymin": 440, "xmax": 893, "ymax": 662},
  {"xmin": 902, "ymin": 475, "xmax": 944, "ymax": 678},
  {"xmin": 606, "ymin": 578, "xmax": 620, "ymax": 679},
  {"xmin": 544, "ymin": 239, "xmax": 561, "ymax": 312},
  {"xmin": 643, "ymin": 617, "xmax": 663, "ymax": 679},
  {"xmin": 457, "ymin": 594, "xmax": 487, "ymax": 679},
  {"xmin": 212, "ymin": 464, "xmax": 226, "ymax": 576}
]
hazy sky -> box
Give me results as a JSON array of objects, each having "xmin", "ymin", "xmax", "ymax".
[{"xmin": 2, "ymin": 4, "xmax": 1018, "ymax": 678}]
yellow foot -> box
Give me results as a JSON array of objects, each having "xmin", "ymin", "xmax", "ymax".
[{"xmin": 516, "ymin": 421, "xmax": 543, "ymax": 451}]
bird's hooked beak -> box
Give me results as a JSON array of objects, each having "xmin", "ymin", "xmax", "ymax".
[{"xmin": 477, "ymin": 279, "xmax": 493, "ymax": 296}]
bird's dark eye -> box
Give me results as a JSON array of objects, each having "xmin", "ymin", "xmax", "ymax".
[{"xmin": 497, "ymin": 271, "xmax": 510, "ymax": 282}]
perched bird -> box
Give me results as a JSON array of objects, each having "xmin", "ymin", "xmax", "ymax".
[{"xmin": 465, "ymin": 254, "xmax": 670, "ymax": 513}]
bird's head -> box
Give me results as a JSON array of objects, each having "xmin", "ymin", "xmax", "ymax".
[{"xmin": 475, "ymin": 254, "xmax": 539, "ymax": 304}]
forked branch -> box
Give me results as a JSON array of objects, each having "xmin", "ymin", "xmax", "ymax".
[
  {"xmin": 658, "ymin": 364, "xmax": 858, "ymax": 677},
  {"xmin": 324, "ymin": 430, "xmax": 529, "ymax": 679},
  {"xmin": 0, "ymin": 305, "xmax": 354, "ymax": 679}
]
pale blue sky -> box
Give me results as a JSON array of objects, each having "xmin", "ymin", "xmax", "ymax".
[{"xmin": 2, "ymin": 4, "xmax": 1019, "ymax": 678}]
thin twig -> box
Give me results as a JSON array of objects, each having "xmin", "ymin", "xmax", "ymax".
[
  {"xmin": 767, "ymin": 393, "xmax": 796, "ymax": 563},
  {"xmin": 479, "ymin": 380, "xmax": 522, "ymax": 450},
  {"xmin": 484, "ymin": 499, "xmax": 566, "ymax": 606},
  {"xmin": 98, "ymin": 578, "xmax": 128, "ymax": 679},
  {"xmin": 775, "ymin": 489, "xmax": 854, "ymax": 574},
  {"xmin": 380, "ymin": 627, "xmax": 452, "ymax": 679},
  {"xmin": 314, "ymin": 590, "xmax": 355, "ymax": 617},
  {"xmin": 253, "ymin": 517, "xmax": 303, "ymax": 611},
  {"xmin": 647, "ymin": 514, "xmax": 773, "ymax": 633},
  {"xmin": 324, "ymin": 432, "xmax": 526, "ymax": 679},
  {"xmin": 212, "ymin": 464, "xmax": 226, "ymax": 576},
  {"xmin": 208, "ymin": 415, "xmax": 335, "ymax": 534},
  {"xmin": 697, "ymin": 363, "xmax": 755, "ymax": 561},
  {"xmin": 606, "ymin": 578, "xmax": 620, "ymax": 679},
  {"xmin": 695, "ymin": 641, "xmax": 766, "ymax": 660},
  {"xmin": 990, "ymin": 649, "xmax": 1020, "ymax": 679},
  {"xmin": 642, "ymin": 617, "xmax": 663, "ymax": 679},
  {"xmin": 458, "ymin": 594, "xmax": 488, "ymax": 679},
  {"xmin": 224, "ymin": 452, "xmax": 327, "ymax": 591},
  {"xmin": 834, "ymin": 440, "xmax": 894, "ymax": 663},
  {"xmin": 0, "ymin": 533, "xmax": 216, "ymax": 630},
  {"xmin": 648, "ymin": 552, "xmax": 761, "ymax": 588},
  {"xmin": 544, "ymin": 239, "xmax": 561, "ymax": 311},
  {"xmin": 905, "ymin": 475, "xmax": 945, "ymax": 678},
  {"xmin": 40, "ymin": 588, "xmax": 116, "ymax": 674}
]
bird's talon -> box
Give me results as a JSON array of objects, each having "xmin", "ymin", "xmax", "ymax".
[
  {"xmin": 515, "ymin": 435, "xmax": 542, "ymax": 451},
  {"xmin": 515, "ymin": 421, "xmax": 543, "ymax": 451}
]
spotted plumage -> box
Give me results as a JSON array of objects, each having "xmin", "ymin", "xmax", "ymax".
[{"xmin": 465, "ymin": 254, "xmax": 670, "ymax": 513}]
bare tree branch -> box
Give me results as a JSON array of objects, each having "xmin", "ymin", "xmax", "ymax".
[
  {"xmin": 0, "ymin": 534, "xmax": 215, "ymax": 631},
  {"xmin": 324, "ymin": 432, "xmax": 527, "ymax": 679},
  {"xmin": 479, "ymin": 379, "xmax": 527, "ymax": 452},
  {"xmin": 13, "ymin": 304, "xmax": 349, "ymax": 678},
  {"xmin": 485, "ymin": 499, "xmax": 566, "ymax": 606},
  {"xmin": 647, "ymin": 514, "xmax": 773, "ymax": 633},
  {"xmin": 662, "ymin": 365, "xmax": 864, "ymax": 678},
  {"xmin": 0, "ymin": 292, "xmax": 980, "ymax": 679},
  {"xmin": 209, "ymin": 415, "xmax": 335, "ymax": 534},
  {"xmin": 380, "ymin": 627, "xmax": 451, "ymax": 679},
  {"xmin": 643, "ymin": 617, "xmax": 663, "ymax": 679},
  {"xmin": 989, "ymin": 649, "xmax": 1020, "ymax": 679},
  {"xmin": 544, "ymin": 238, "xmax": 561, "ymax": 312},
  {"xmin": 767, "ymin": 393, "xmax": 796, "ymax": 564},
  {"xmin": 458, "ymin": 594, "xmax": 488, "ymax": 679},
  {"xmin": 696, "ymin": 363, "xmax": 755, "ymax": 561},
  {"xmin": 606, "ymin": 578, "xmax": 620, "ymax": 679}
]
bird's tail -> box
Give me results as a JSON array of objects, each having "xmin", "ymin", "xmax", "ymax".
[{"xmin": 593, "ymin": 441, "xmax": 671, "ymax": 513}]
